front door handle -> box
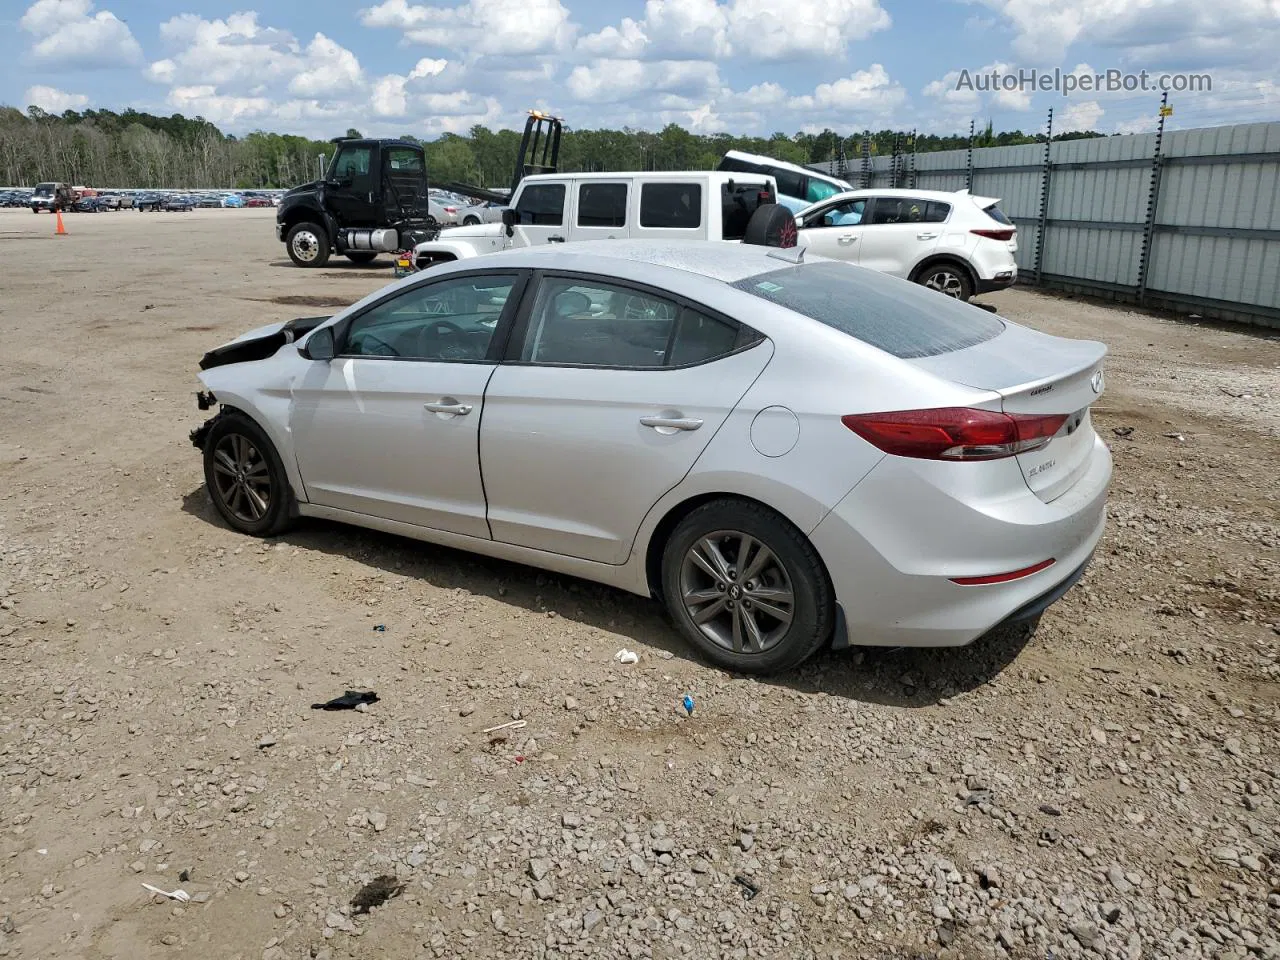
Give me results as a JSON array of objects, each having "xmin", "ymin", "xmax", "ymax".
[
  {"xmin": 640, "ymin": 415, "xmax": 703, "ymax": 433},
  {"xmin": 547, "ymin": 235, "xmax": 566, "ymax": 243},
  {"xmin": 916, "ymin": 231, "xmax": 939, "ymax": 240},
  {"xmin": 837, "ymin": 235, "xmax": 857, "ymax": 245},
  {"xmin": 424, "ymin": 399, "xmax": 473, "ymax": 415}
]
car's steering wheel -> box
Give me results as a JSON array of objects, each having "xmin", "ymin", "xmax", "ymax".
[{"xmin": 416, "ymin": 319, "xmax": 463, "ymax": 357}]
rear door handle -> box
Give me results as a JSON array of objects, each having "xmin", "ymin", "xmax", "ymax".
[
  {"xmin": 837, "ymin": 235, "xmax": 857, "ymax": 245},
  {"xmin": 917, "ymin": 231, "xmax": 939, "ymax": 240},
  {"xmin": 640, "ymin": 416, "xmax": 703, "ymax": 432},
  {"xmin": 424, "ymin": 400, "xmax": 473, "ymax": 415},
  {"xmin": 547, "ymin": 235, "xmax": 566, "ymax": 243}
]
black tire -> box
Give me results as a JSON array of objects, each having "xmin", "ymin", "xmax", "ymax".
[
  {"xmin": 914, "ymin": 262, "xmax": 973, "ymax": 301},
  {"xmin": 660, "ymin": 498, "xmax": 833, "ymax": 675},
  {"xmin": 344, "ymin": 251, "xmax": 378, "ymax": 264},
  {"xmin": 463, "ymin": 215, "xmax": 480, "ymax": 226},
  {"xmin": 286, "ymin": 221, "xmax": 331, "ymax": 267},
  {"xmin": 742, "ymin": 203, "xmax": 798, "ymax": 248},
  {"xmin": 202, "ymin": 413, "xmax": 294, "ymax": 537}
]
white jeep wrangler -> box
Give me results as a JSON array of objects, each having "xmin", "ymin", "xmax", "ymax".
[{"xmin": 411, "ymin": 170, "xmax": 795, "ymax": 270}]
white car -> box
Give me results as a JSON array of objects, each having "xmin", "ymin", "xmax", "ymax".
[
  {"xmin": 191, "ymin": 240, "xmax": 1109, "ymax": 675},
  {"xmin": 457, "ymin": 201, "xmax": 507, "ymax": 226},
  {"xmin": 428, "ymin": 192, "xmax": 460, "ymax": 226},
  {"xmin": 795, "ymin": 188, "xmax": 1019, "ymax": 301}
]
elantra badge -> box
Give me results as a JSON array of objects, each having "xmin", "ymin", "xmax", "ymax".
[{"xmin": 1090, "ymin": 369, "xmax": 1104, "ymax": 394}]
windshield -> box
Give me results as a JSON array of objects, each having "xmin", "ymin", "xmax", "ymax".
[
  {"xmin": 34, "ymin": 184, "xmax": 54, "ymax": 196},
  {"xmin": 731, "ymin": 261, "xmax": 1005, "ymax": 359}
]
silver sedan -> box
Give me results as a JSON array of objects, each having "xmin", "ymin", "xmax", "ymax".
[{"xmin": 191, "ymin": 240, "xmax": 1111, "ymax": 674}]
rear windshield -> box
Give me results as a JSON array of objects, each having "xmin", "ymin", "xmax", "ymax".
[
  {"xmin": 730, "ymin": 261, "xmax": 1005, "ymax": 359},
  {"xmin": 720, "ymin": 180, "xmax": 775, "ymax": 241},
  {"xmin": 984, "ymin": 203, "xmax": 1013, "ymax": 225}
]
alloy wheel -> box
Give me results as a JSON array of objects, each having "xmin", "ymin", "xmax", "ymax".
[
  {"xmin": 925, "ymin": 270, "xmax": 964, "ymax": 298},
  {"xmin": 211, "ymin": 432, "xmax": 273, "ymax": 524},
  {"xmin": 679, "ymin": 531, "xmax": 795, "ymax": 654}
]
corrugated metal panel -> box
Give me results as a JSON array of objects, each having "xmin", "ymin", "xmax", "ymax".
[
  {"xmin": 1148, "ymin": 232, "xmax": 1280, "ymax": 307},
  {"xmin": 1043, "ymin": 226, "xmax": 1142, "ymax": 285}
]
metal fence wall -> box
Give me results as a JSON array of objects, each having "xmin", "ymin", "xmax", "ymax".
[{"xmin": 811, "ymin": 122, "xmax": 1280, "ymax": 328}]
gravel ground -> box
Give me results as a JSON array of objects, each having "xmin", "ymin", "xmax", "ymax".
[{"xmin": 0, "ymin": 207, "xmax": 1277, "ymax": 960}]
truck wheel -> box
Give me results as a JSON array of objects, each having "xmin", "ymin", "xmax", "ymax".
[
  {"xmin": 344, "ymin": 251, "xmax": 378, "ymax": 265},
  {"xmin": 743, "ymin": 204, "xmax": 798, "ymax": 248},
  {"xmin": 286, "ymin": 222, "xmax": 330, "ymax": 267}
]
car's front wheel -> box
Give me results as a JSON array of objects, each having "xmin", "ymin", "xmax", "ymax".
[
  {"xmin": 916, "ymin": 263, "xmax": 973, "ymax": 301},
  {"xmin": 286, "ymin": 221, "xmax": 331, "ymax": 267},
  {"xmin": 661, "ymin": 499, "xmax": 833, "ymax": 675},
  {"xmin": 202, "ymin": 413, "xmax": 294, "ymax": 537},
  {"xmin": 463, "ymin": 215, "xmax": 480, "ymax": 226}
]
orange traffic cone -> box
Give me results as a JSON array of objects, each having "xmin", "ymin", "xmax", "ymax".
[{"xmin": 55, "ymin": 209, "xmax": 67, "ymax": 236}]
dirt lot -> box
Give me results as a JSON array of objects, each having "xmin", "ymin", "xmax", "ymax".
[{"xmin": 0, "ymin": 207, "xmax": 1277, "ymax": 960}]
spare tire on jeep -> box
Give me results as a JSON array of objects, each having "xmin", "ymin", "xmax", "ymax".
[{"xmin": 743, "ymin": 203, "xmax": 798, "ymax": 248}]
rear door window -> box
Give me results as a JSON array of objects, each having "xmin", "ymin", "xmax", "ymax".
[
  {"xmin": 805, "ymin": 178, "xmax": 842, "ymax": 203},
  {"xmin": 515, "ymin": 183, "xmax": 566, "ymax": 225},
  {"xmin": 769, "ymin": 166, "xmax": 805, "ymax": 198},
  {"xmin": 576, "ymin": 182, "xmax": 628, "ymax": 227},
  {"xmin": 923, "ymin": 201, "xmax": 952, "ymax": 222},
  {"xmin": 639, "ymin": 183, "xmax": 702, "ymax": 229},
  {"xmin": 730, "ymin": 261, "xmax": 1004, "ymax": 359}
]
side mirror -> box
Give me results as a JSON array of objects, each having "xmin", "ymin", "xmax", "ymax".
[
  {"xmin": 501, "ymin": 207, "xmax": 517, "ymax": 237},
  {"xmin": 299, "ymin": 325, "xmax": 335, "ymax": 361}
]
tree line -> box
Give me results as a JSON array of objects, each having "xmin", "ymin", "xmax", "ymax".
[{"xmin": 0, "ymin": 104, "xmax": 1104, "ymax": 190}]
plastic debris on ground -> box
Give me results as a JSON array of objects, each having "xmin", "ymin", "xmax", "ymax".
[{"xmin": 310, "ymin": 690, "xmax": 379, "ymax": 711}]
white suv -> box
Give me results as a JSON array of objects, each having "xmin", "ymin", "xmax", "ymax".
[{"xmin": 794, "ymin": 188, "xmax": 1018, "ymax": 301}]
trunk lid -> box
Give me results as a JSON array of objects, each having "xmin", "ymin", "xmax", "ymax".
[{"xmin": 909, "ymin": 321, "xmax": 1106, "ymax": 502}]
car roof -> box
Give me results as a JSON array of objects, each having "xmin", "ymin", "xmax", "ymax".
[
  {"xmin": 519, "ymin": 170, "xmax": 773, "ymax": 185},
  {"xmin": 820, "ymin": 187, "xmax": 993, "ymax": 202},
  {"xmin": 723, "ymin": 150, "xmax": 850, "ymax": 187},
  {"xmin": 452, "ymin": 239, "xmax": 804, "ymax": 284}
]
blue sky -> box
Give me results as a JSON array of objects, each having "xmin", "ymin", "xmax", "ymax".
[{"xmin": 3, "ymin": 0, "xmax": 1277, "ymax": 139}]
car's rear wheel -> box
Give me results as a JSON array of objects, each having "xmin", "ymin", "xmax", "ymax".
[
  {"xmin": 286, "ymin": 222, "xmax": 331, "ymax": 267},
  {"xmin": 344, "ymin": 251, "xmax": 378, "ymax": 264},
  {"xmin": 202, "ymin": 413, "xmax": 294, "ymax": 537},
  {"xmin": 661, "ymin": 499, "xmax": 833, "ymax": 675},
  {"xmin": 916, "ymin": 263, "xmax": 973, "ymax": 301}
]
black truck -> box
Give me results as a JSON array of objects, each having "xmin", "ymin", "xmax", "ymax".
[
  {"xmin": 275, "ymin": 137, "xmax": 436, "ymax": 267},
  {"xmin": 275, "ymin": 113, "xmax": 564, "ymax": 268}
]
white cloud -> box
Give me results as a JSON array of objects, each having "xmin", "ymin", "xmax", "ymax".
[
  {"xmin": 290, "ymin": 35, "xmax": 364, "ymax": 98},
  {"xmin": 1058, "ymin": 99, "xmax": 1104, "ymax": 130},
  {"xmin": 787, "ymin": 65, "xmax": 906, "ymax": 113},
  {"xmin": 19, "ymin": 0, "xmax": 142, "ymax": 68},
  {"xmin": 360, "ymin": 0, "xmax": 575, "ymax": 55},
  {"xmin": 567, "ymin": 58, "xmax": 721, "ymax": 103},
  {"xmin": 24, "ymin": 84, "xmax": 89, "ymax": 112},
  {"xmin": 924, "ymin": 61, "xmax": 1038, "ymax": 114},
  {"xmin": 576, "ymin": 0, "xmax": 890, "ymax": 61},
  {"xmin": 973, "ymin": 0, "xmax": 1280, "ymax": 65}
]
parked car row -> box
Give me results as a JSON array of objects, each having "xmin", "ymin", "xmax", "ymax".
[{"xmin": 2, "ymin": 183, "xmax": 287, "ymax": 213}]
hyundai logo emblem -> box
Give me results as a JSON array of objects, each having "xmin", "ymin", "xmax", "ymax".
[{"xmin": 1090, "ymin": 369, "xmax": 1104, "ymax": 394}]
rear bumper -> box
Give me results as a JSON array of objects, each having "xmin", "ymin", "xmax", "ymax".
[
  {"xmin": 811, "ymin": 433, "xmax": 1111, "ymax": 648},
  {"xmin": 976, "ymin": 270, "xmax": 1016, "ymax": 293}
]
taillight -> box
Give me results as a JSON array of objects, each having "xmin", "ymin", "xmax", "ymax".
[
  {"xmin": 971, "ymin": 228, "xmax": 1016, "ymax": 241},
  {"xmin": 841, "ymin": 407, "xmax": 1068, "ymax": 461},
  {"xmin": 444, "ymin": 206, "xmax": 457, "ymax": 214}
]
